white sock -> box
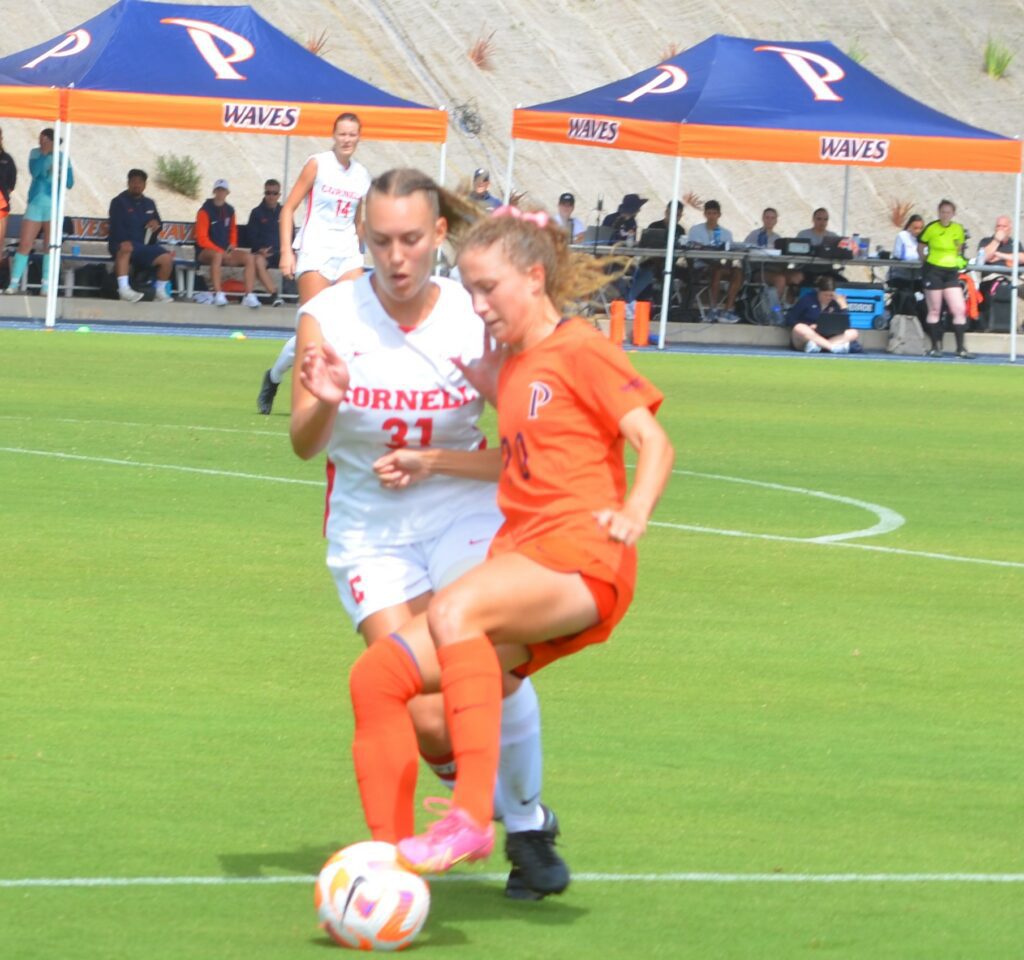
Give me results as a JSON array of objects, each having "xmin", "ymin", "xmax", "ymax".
[
  {"xmin": 496, "ymin": 677, "xmax": 545, "ymax": 833},
  {"xmin": 117, "ymin": 275, "xmax": 130, "ymax": 291},
  {"xmin": 269, "ymin": 335, "xmax": 296, "ymax": 384}
]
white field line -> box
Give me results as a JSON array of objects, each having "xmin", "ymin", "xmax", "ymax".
[
  {"xmin": 675, "ymin": 469, "xmax": 905, "ymax": 543},
  {"xmin": 0, "ymin": 447, "xmax": 320, "ymax": 487},
  {"xmin": 2, "ymin": 872, "xmax": 1023, "ymax": 890},
  {"xmin": 0, "ymin": 414, "xmax": 286, "ymax": 438},
  {"xmin": 1, "ymin": 447, "xmax": 1021, "ymax": 570}
]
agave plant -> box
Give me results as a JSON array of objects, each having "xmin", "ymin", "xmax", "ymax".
[
  {"xmin": 469, "ymin": 31, "xmax": 497, "ymax": 71},
  {"xmin": 889, "ymin": 198, "xmax": 916, "ymax": 229}
]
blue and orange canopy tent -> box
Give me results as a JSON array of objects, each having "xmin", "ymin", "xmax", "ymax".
[
  {"xmin": 508, "ymin": 34, "xmax": 1022, "ymax": 351},
  {"xmin": 0, "ymin": 0, "xmax": 447, "ymax": 141},
  {"xmin": 0, "ymin": 0, "xmax": 448, "ymax": 325}
]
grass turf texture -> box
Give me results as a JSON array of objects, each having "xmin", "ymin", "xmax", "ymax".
[{"xmin": 1, "ymin": 329, "xmax": 1021, "ymax": 959}]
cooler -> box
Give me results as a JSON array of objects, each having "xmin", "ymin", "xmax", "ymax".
[{"xmin": 837, "ymin": 283, "xmax": 886, "ymax": 329}]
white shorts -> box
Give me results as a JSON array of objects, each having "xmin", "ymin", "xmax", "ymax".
[
  {"xmin": 295, "ymin": 250, "xmax": 364, "ymax": 282},
  {"xmin": 326, "ymin": 509, "xmax": 504, "ymax": 627}
]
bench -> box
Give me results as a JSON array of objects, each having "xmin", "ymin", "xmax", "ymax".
[{"xmin": 58, "ymin": 216, "xmax": 200, "ymax": 298}]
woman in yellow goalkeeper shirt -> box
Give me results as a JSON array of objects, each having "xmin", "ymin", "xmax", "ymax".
[{"xmin": 917, "ymin": 199, "xmax": 973, "ymax": 359}]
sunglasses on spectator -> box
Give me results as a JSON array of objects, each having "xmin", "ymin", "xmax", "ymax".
[{"xmin": 265, "ymin": 189, "xmax": 280, "ymax": 195}]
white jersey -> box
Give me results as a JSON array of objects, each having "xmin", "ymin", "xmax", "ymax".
[
  {"xmin": 302, "ymin": 275, "xmax": 497, "ymax": 551},
  {"xmin": 292, "ymin": 152, "xmax": 371, "ymax": 261}
]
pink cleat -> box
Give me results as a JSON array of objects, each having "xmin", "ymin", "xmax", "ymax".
[{"xmin": 397, "ymin": 798, "xmax": 495, "ymax": 875}]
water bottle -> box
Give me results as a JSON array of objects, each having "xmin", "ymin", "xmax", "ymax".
[{"xmin": 712, "ymin": 227, "xmax": 722, "ymax": 247}]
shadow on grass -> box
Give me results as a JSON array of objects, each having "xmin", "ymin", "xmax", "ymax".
[
  {"xmin": 218, "ymin": 841, "xmax": 345, "ymax": 877},
  {"xmin": 308, "ymin": 879, "xmax": 588, "ymax": 950}
]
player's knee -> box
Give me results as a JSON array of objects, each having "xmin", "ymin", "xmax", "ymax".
[
  {"xmin": 407, "ymin": 697, "xmax": 448, "ymax": 748},
  {"xmin": 426, "ymin": 588, "xmax": 472, "ymax": 647}
]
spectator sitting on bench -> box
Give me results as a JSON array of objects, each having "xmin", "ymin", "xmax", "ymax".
[
  {"xmin": 196, "ymin": 179, "xmax": 260, "ymax": 308},
  {"xmin": 109, "ymin": 168, "xmax": 173, "ymax": 303},
  {"xmin": 687, "ymin": 199, "xmax": 741, "ymax": 322},
  {"xmin": 246, "ymin": 179, "xmax": 284, "ymax": 306},
  {"xmin": 786, "ymin": 275, "xmax": 861, "ymax": 354},
  {"xmin": 796, "ymin": 207, "xmax": 839, "ymax": 248}
]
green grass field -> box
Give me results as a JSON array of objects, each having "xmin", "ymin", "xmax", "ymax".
[{"xmin": 2, "ymin": 328, "xmax": 1022, "ymax": 959}]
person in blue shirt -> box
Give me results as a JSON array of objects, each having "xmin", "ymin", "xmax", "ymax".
[
  {"xmin": 246, "ymin": 179, "xmax": 284, "ymax": 306},
  {"xmin": 3, "ymin": 128, "xmax": 73, "ymax": 295},
  {"xmin": 786, "ymin": 275, "xmax": 861, "ymax": 354},
  {"xmin": 108, "ymin": 169, "xmax": 174, "ymax": 304}
]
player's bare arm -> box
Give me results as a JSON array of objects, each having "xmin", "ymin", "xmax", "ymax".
[
  {"xmin": 593, "ymin": 406, "xmax": 674, "ymax": 546},
  {"xmin": 290, "ymin": 313, "xmax": 347, "ymax": 459},
  {"xmin": 278, "ymin": 157, "xmax": 318, "ymax": 278},
  {"xmin": 373, "ymin": 447, "xmax": 503, "ymax": 489}
]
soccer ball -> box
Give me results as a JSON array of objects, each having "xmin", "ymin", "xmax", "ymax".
[{"xmin": 315, "ymin": 841, "xmax": 430, "ymax": 951}]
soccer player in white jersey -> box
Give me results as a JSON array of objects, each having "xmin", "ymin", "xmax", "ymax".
[
  {"xmin": 257, "ymin": 113, "xmax": 371, "ymax": 415},
  {"xmin": 290, "ymin": 168, "xmax": 569, "ymax": 899}
]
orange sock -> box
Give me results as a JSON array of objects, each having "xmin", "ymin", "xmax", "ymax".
[
  {"xmin": 349, "ymin": 635, "xmax": 424, "ymax": 843},
  {"xmin": 439, "ymin": 637, "xmax": 502, "ymax": 827}
]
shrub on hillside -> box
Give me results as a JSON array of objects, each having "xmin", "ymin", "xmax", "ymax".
[
  {"xmin": 155, "ymin": 154, "xmax": 201, "ymax": 199},
  {"xmin": 983, "ymin": 39, "xmax": 1013, "ymax": 79}
]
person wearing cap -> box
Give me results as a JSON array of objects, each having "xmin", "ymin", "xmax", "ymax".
[
  {"xmin": 553, "ymin": 192, "xmax": 585, "ymax": 242},
  {"xmin": 196, "ymin": 179, "xmax": 261, "ymax": 308},
  {"xmin": 108, "ymin": 168, "xmax": 174, "ymax": 304},
  {"xmin": 468, "ymin": 168, "xmax": 500, "ymax": 212},
  {"xmin": 602, "ymin": 193, "xmax": 647, "ymax": 244}
]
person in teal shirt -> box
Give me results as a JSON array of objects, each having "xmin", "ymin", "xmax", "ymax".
[
  {"xmin": 3, "ymin": 128, "xmax": 74, "ymax": 295},
  {"xmin": 917, "ymin": 199, "xmax": 972, "ymax": 359}
]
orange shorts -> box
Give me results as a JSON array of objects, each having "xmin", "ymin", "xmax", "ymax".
[{"xmin": 489, "ymin": 525, "xmax": 638, "ymax": 678}]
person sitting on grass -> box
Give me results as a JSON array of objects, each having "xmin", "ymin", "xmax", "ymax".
[{"xmin": 785, "ymin": 275, "xmax": 861, "ymax": 355}]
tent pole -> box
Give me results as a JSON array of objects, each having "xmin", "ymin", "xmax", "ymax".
[
  {"xmin": 503, "ymin": 118, "xmax": 517, "ymax": 204},
  {"xmin": 44, "ymin": 117, "xmax": 62, "ymax": 328},
  {"xmin": 52, "ymin": 117, "xmax": 74, "ymax": 315},
  {"xmin": 1011, "ymin": 164, "xmax": 1021, "ymax": 363},
  {"xmin": 841, "ymin": 165, "xmax": 850, "ymax": 237},
  {"xmin": 282, "ymin": 135, "xmax": 291, "ymax": 193},
  {"xmin": 435, "ymin": 136, "xmax": 448, "ymax": 276},
  {"xmin": 658, "ymin": 155, "xmax": 683, "ymax": 350}
]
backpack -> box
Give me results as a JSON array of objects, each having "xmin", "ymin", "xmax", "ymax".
[
  {"xmin": 887, "ymin": 315, "xmax": 930, "ymax": 355},
  {"xmin": 747, "ymin": 285, "xmax": 785, "ymax": 325}
]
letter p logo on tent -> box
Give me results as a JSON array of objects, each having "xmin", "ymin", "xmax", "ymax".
[{"xmin": 161, "ymin": 18, "xmax": 255, "ymax": 80}]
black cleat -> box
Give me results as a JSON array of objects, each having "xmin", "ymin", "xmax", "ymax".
[
  {"xmin": 257, "ymin": 369, "xmax": 279, "ymax": 415},
  {"xmin": 928, "ymin": 347, "xmax": 943, "ymax": 358},
  {"xmin": 504, "ymin": 805, "xmax": 570, "ymax": 900},
  {"xmin": 956, "ymin": 348, "xmax": 975, "ymax": 360}
]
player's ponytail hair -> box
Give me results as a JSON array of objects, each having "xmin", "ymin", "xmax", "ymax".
[
  {"xmin": 366, "ymin": 168, "xmax": 478, "ymax": 240},
  {"xmin": 458, "ymin": 207, "xmax": 624, "ymax": 311}
]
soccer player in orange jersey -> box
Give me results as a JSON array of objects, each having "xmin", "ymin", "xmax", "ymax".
[{"xmin": 348, "ymin": 205, "xmax": 675, "ymax": 879}]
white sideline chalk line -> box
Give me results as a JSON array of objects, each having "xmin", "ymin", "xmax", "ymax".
[
  {"xmin": 0, "ymin": 447, "xmax": 320, "ymax": 487},
  {"xmin": 2, "ymin": 447, "xmax": 1021, "ymax": 570},
  {"xmin": 0, "ymin": 415, "xmax": 283, "ymax": 438},
  {"xmin": 2, "ymin": 872, "xmax": 1023, "ymax": 890}
]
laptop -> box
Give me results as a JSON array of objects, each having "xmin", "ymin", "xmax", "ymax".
[
  {"xmin": 579, "ymin": 225, "xmax": 614, "ymax": 244},
  {"xmin": 638, "ymin": 227, "xmax": 668, "ymax": 249}
]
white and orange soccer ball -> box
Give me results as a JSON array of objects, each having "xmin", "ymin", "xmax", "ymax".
[{"xmin": 315, "ymin": 841, "xmax": 430, "ymax": 952}]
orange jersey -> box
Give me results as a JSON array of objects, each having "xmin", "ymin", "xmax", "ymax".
[{"xmin": 494, "ymin": 317, "xmax": 663, "ymax": 547}]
